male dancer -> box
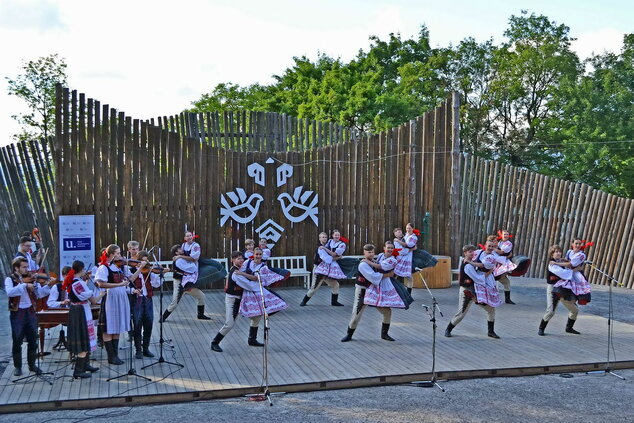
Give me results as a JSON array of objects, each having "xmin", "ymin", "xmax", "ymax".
[
  {"xmin": 210, "ymin": 251, "xmax": 265, "ymax": 352},
  {"xmin": 341, "ymin": 244, "xmax": 397, "ymax": 342},
  {"xmin": 445, "ymin": 244, "xmax": 502, "ymax": 339}
]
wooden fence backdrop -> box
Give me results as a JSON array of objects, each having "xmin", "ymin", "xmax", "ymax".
[
  {"xmin": 1, "ymin": 84, "xmax": 632, "ymax": 290},
  {"xmin": 49, "ymin": 86, "xmax": 460, "ymax": 283},
  {"xmin": 460, "ymin": 154, "xmax": 634, "ymax": 287},
  {"xmin": 0, "ymin": 139, "xmax": 56, "ymax": 273}
]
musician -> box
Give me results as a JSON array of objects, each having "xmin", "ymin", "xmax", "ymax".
[
  {"xmin": 161, "ymin": 232, "xmax": 210, "ymax": 322},
  {"xmin": 127, "ymin": 240, "xmax": 140, "ymax": 258},
  {"xmin": 64, "ymin": 260, "xmax": 102, "ymax": 378},
  {"xmin": 5, "ymin": 257, "xmax": 53, "ymax": 376},
  {"xmin": 15, "ymin": 235, "xmax": 42, "ymax": 271},
  {"xmin": 94, "ymin": 244, "xmax": 137, "ymax": 365},
  {"xmin": 127, "ymin": 251, "xmax": 162, "ymax": 359},
  {"xmin": 47, "ymin": 266, "xmax": 71, "ymax": 350}
]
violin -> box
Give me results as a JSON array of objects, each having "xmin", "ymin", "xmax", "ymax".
[{"xmin": 141, "ymin": 265, "xmax": 168, "ymax": 275}]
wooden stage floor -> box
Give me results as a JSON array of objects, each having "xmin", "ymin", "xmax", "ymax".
[{"xmin": 2, "ymin": 279, "xmax": 634, "ymax": 413}]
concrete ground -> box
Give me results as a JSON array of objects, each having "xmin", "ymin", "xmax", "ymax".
[{"xmin": 1, "ymin": 369, "xmax": 632, "ymax": 422}]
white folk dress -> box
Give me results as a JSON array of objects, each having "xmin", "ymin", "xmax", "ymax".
[
  {"xmin": 313, "ymin": 239, "xmax": 347, "ymax": 280},
  {"xmin": 394, "ymin": 233, "xmax": 418, "ymax": 277},
  {"xmin": 470, "ymin": 250, "xmax": 503, "ymax": 307}
]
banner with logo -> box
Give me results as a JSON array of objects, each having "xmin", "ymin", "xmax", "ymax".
[{"xmin": 59, "ymin": 215, "xmax": 95, "ymax": 274}]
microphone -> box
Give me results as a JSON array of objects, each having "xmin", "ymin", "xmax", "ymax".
[
  {"xmin": 421, "ymin": 304, "xmax": 429, "ymax": 310},
  {"xmin": 415, "ymin": 267, "xmax": 423, "ymax": 271},
  {"xmin": 584, "ymin": 260, "xmax": 593, "ymax": 265},
  {"xmin": 147, "ymin": 245, "xmax": 157, "ymax": 255}
]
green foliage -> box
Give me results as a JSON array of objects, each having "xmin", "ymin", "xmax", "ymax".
[
  {"xmin": 188, "ymin": 13, "xmax": 633, "ymax": 198},
  {"xmin": 6, "ymin": 54, "xmax": 68, "ymax": 141}
]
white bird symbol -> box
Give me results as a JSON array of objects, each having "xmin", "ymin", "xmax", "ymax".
[
  {"xmin": 220, "ymin": 188, "xmax": 264, "ymax": 226},
  {"xmin": 277, "ymin": 186, "xmax": 319, "ymax": 225}
]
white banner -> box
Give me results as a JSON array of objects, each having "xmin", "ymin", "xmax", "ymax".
[{"xmin": 59, "ymin": 215, "xmax": 95, "ymax": 274}]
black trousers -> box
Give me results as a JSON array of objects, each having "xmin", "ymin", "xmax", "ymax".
[{"xmin": 10, "ymin": 308, "xmax": 38, "ymax": 368}]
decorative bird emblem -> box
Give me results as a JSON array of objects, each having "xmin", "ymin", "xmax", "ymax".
[
  {"xmin": 277, "ymin": 186, "xmax": 319, "ymax": 225},
  {"xmin": 220, "ymin": 188, "xmax": 264, "ymax": 226}
]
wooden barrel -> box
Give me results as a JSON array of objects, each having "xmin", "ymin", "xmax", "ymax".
[{"xmin": 413, "ymin": 255, "xmax": 451, "ymax": 289}]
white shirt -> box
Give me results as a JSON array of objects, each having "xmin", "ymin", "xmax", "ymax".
[
  {"xmin": 47, "ymin": 284, "xmax": 68, "ymax": 308},
  {"xmin": 358, "ymin": 261, "xmax": 385, "ymax": 286},
  {"xmin": 4, "ymin": 275, "xmax": 51, "ymax": 309}
]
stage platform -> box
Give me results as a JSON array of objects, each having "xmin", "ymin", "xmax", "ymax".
[{"xmin": 2, "ymin": 278, "xmax": 634, "ymax": 413}]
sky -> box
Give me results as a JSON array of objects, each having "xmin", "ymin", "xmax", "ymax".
[{"xmin": 0, "ymin": 0, "xmax": 631, "ymax": 146}]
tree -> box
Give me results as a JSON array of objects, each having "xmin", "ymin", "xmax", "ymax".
[
  {"xmin": 486, "ymin": 11, "xmax": 581, "ymax": 166},
  {"xmin": 6, "ymin": 54, "xmax": 68, "ymax": 141},
  {"xmin": 544, "ymin": 34, "xmax": 634, "ymax": 197}
]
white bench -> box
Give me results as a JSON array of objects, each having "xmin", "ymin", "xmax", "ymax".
[
  {"xmin": 267, "ymin": 256, "xmax": 311, "ymax": 288},
  {"xmin": 156, "ymin": 258, "xmax": 229, "ymax": 284}
]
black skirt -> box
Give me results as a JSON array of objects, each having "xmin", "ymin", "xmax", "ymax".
[{"xmin": 68, "ymin": 304, "xmax": 90, "ymax": 354}]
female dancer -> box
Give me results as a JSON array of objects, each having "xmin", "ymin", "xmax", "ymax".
[
  {"xmin": 538, "ymin": 242, "xmax": 591, "ymax": 335},
  {"xmin": 64, "ymin": 260, "xmax": 102, "ymax": 378},
  {"xmin": 493, "ymin": 230, "xmax": 517, "ymax": 304},
  {"xmin": 236, "ymin": 248, "xmax": 288, "ymax": 346},
  {"xmin": 394, "ymin": 223, "xmax": 418, "ymax": 294},
  {"xmin": 300, "ymin": 232, "xmax": 345, "ymax": 307},
  {"xmin": 304, "ymin": 229, "xmax": 347, "ymax": 306}
]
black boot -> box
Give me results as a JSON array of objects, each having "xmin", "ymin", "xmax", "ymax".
[
  {"xmin": 445, "ymin": 322, "xmax": 455, "ymax": 337},
  {"xmin": 134, "ymin": 337, "xmax": 143, "ymax": 359},
  {"xmin": 407, "ymin": 287, "xmax": 413, "ymax": 295},
  {"xmin": 538, "ymin": 319, "xmax": 548, "ymax": 336},
  {"xmin": 248, "ymin": 326, "xmax": 264, "ymax": 347},
  {"xmin": 142, "ymin": 335, "xmax": 155, "ymax": 357},
  {"xmin": 53, "ymin": 329, "xmax": 67, "ymax": 350},
  {"xmin": 197, "ymin": 305, "xmax": 211, "ymax": 320},
  {"xmin": 566, "ymin": 318, "xmax": 580, "ymax": 334},
  {"xmin": 487, "ymin": 321, "xmax": 500, "ymax": 339},
  {"xmin": 504, "ymin": 291, "xmax": 515, "ymax": 305},
  {"xmin": 341, "ymin": 327, "xmax": 355, "ymax": 342},
  {"xmin": 211, "ymin": 333, "xmax": 224, "ymax": 352},
  {"xmin": 299, "ymin": 295, "xmax": 311, "ymax": 307},
  {"xmin": 105, "ymin": 340, "xmax": 123, "ymax": 365},
  {"xmin": 27, "ymin": 348, "xmax": 42, "ymax": 374},
  {"xmin": 160, "ymin": 309, "xmax": 171, "ymax": 323},
  {"xmin": 331, "ymin": 294, "xmax": 344, "ymax": 307},
  {"xmin": 84, "ymin": 353, "xmax": 99, "ymax": 372},
  {"xmin": 73, "ymin": 356, "xmax": 91, "ymax": 379},
  {"xmin": 13, "ymin": 367, "xmax": 22, "ymax": 377},
  {"xmin": 381, "ymin": 323, "xmax": 395, "ymax": 341}
]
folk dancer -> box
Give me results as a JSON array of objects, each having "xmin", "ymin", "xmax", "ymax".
[
  {"xmin": 211, "ymin": 251, "xmax": 265, "ymax": 352},
  {"xmin": 63, "ymin": 260, "xmax": 102, "ymax": 378},
  {"xmin": 5, "ymin": 257, "xmax": 54, "ymax": 376},
  {"xmin": 492, "ymin": 230, "xmax": 517, "ymax": 304},
  {"xmin": 341, "ymin": 243, "xmax": 401, "ymax": 342},
  {"xmin": 393, "ymin": 223, "xmax": 418, "ymax": 294},
  {"xmin": 161, "ymin": 231, "xmax": 211, "ymax": 322},
  {"xmin": 94, "ymin": 244, "xmax": 136, "ymax": 365},
  {"xmin": 538, "ymin": 242, "xmax": 592, "ymax": 335},
  {"xmin": 127, "ymin": 251, "xmax": 162, "ymax": 358},
  {"xmin": 236, "ymin": 248, "xmax": 288, "ymax": 346},
  {"xmin": 258, "ymin": 238, "xmax": 272, "ymax": 261},
  {"xmin": 46, "ymin": 266, "xmax": 71, "ymax": 350},
  {"xmin": 445, "ymin": 244, "xmax": 502, "ymax": 338},
  {"xmin": 243, "ymin": 239, "xmax": 255, "ymax": 260},
  {"xmin": 300, "ymin": 231, "xmax": 346, "ymax": 307}
]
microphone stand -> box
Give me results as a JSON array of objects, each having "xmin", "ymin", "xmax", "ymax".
[
  {"xmin": 585, "ymin": 262, "xmax": 626, "ymax": 380},
  {"xmin": 411, "ymin": 269, "xmax": 446, "ymax": 392},
  {"xmin": 142, "ymin": 250, "xmax": 183, "ymax": 370},
  {"xmin": 107, "ymin": 265, "xmax": 151, "ymax": 382},
  {"xmin": 246, "ymin": 270, "xmax": 274, "ymax": 406}
]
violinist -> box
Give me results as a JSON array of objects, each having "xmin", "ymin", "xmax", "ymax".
[
  {"xmin": 5, "ymin": 257, "xmax": 54, "ymax": 376},
  {"xmin": 93, "ymin": 244, "xmax": 139, "ymax": 365},
  {"xmin": 126, "ymin": 251, "xmax": 162, "ymax": 359}
]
